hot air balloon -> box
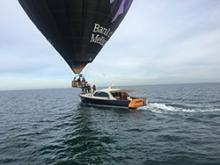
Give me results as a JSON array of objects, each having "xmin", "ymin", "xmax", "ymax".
[{"xmin": 18, "ymin": 0, "xmax": 133, "ymax": 74}]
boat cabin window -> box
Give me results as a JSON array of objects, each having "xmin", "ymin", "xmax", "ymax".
[
  {"xmin": 111, "ymin": 92, "xmax": 128, "ymax": 100},
  {"xmin": 94, "ymin": 92, "xmax": 109, "ymax": 98}
]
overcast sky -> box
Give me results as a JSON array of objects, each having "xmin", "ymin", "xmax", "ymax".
[{"xmin": 0, "ymin": 0, "xmax": 220, "ymax": 90}]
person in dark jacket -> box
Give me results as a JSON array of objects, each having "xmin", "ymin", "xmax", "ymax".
[{"xmin": 92, "ymin": 84, "xmax": 96, "ymax": 93}]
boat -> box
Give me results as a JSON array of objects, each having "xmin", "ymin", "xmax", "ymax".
[{"xmin": 80, "ymin": 87, "xmax": 148, "ymax": 109}]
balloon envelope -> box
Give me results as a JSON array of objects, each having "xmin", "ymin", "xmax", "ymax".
[{"xmin": 19, "ymin": 0, "xmax": 133, "ymax": 73}]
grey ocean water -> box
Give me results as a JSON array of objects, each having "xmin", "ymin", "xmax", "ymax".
[{"xmin": 0, "ymin": 83, "xmax": 220, "ymax": 165}]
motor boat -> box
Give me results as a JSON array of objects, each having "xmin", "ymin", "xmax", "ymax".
[{"xmin": 80, "ymin": 87, "xmax": 148, "ymax": 109}]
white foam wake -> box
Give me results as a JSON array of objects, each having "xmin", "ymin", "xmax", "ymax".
[{"xmin": 138, "ymin": 103, "xmax": 220, "ymax": 113}]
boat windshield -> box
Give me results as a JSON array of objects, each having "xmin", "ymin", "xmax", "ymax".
[{"xmin": 94, "ymin": 92, "xmax": 109, "ymax": 98}]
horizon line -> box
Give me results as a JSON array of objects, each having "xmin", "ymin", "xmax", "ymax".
[{"xmin": 0, "ymin": 81, "xmax": 219, "ymax": 92}]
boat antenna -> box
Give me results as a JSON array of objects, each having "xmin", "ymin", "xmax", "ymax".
[{"xmin": 108, "ymin": 83, "xmax": 114, "ymax": 89}]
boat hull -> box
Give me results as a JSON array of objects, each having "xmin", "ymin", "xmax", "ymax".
[
  {"xmin": 80, "ymin": 94, "xmax": 147, "ymax": 109},
  {"xmin": 80, "ymin": 94, "xmax": 130, "ymax": 108}
]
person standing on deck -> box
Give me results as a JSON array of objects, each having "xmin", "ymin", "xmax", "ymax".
[{"xmin": 92, "ymin": 84, "xmax": 96, "ymax": 93}]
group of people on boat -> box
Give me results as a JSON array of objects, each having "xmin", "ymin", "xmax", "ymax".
[
  {"xmin": 72, "ymin": 74, "xmax": 96, "ymax": 93},
  {"xmin": 82, "ymin": 82, "xmax": 96, "ymax": 93}
]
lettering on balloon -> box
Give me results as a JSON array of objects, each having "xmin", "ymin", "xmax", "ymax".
[{"xmin": 90, "ymin": 23, "xmax": 113, "ymax": 46}]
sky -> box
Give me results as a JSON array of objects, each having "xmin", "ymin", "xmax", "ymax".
[{"xmin": 0, "ymin": 0, "xmax": 220, "ymax": 90}]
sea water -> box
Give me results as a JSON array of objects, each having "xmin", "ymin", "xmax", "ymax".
[{"xmin": 0, "ymin": 83, "xmax": 220, "ymax": 165}]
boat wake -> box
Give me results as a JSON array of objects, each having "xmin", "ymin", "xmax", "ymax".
[{"xmin": 138, "ymin": 103, "xmax": 220, "ymax": 113}]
